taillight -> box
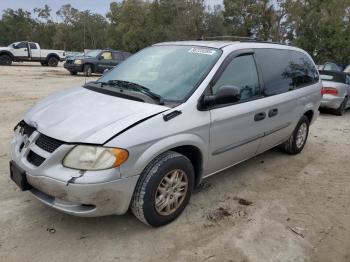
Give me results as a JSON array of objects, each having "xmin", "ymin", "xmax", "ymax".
[{"xmin": 321, "ymin": 87, "xmax": 338, "ymax": 95}]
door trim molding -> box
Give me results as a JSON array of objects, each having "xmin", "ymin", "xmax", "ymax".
[{"xmin": 212, "ymin": 121, "xmax": 292, "ymax": 156}]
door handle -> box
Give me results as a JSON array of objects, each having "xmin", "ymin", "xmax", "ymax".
[
  {"xmin": 268, "ymin": 108, "xmax": 278, "ymax": 117},
  {"xmin": 254, "ymin": 112, "xmax": 266, "ymax": 121}
]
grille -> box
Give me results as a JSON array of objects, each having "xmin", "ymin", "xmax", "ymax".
[
  {"xmin": 27, "ymin": 150, "xmax": 45, "ymax": 166},
  {"xmin": 18, "ymin": 121, "xmax": 36, "ymax": 137},
  {"xmin": 66, "ymin": 59, "xmax": 73, "ymax": 64},
  {"xmin": 35, "ymin": 134, "xmax": 64, "ymax": 153}
]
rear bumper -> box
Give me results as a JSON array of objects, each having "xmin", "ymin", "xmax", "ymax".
[{"xmin": 320, "ymin": 95, "xmax": 343, "ymax": 110}]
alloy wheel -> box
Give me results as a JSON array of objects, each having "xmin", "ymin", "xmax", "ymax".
[
  {"xmin": 296, "ymin": 122, "xmax": 307, "ymax": 149},
  {"xmin": 154, "ymin": 169, "xmax": 188, "ymax": 216}
]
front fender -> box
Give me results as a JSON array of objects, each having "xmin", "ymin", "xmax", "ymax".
[
  {"xmin": 119, "ymin": 133, "xmax": 209, "ymax": 179},
  {"xmin": 0, "ymin": 50, "xmax": 14, "ymax": 60}
]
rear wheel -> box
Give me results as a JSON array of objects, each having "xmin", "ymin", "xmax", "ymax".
[
  {"xmin": 0, "ymin": 54, "xmax": 12, "ymax": 66},
  {"xmin": 84, "ymin": 64, "xmax": 92, "ymax": 77},
  {"xmin": 131, "ymin": 151, "xmax": 194, "ymax": 227},
  {"xmin": 282, "ymin": 115, "xmax": 310, "ymax": 155},
  {"xmin": 334, "ymin": 96, "xmax": 348, "ymax": 116},
  {"xmin": 47, "ymin": 56, "xmax": 59, "ymax": 67},
  {"xmin": 69, "ymin": 71, "xmax": 77, "ymax": 75}
]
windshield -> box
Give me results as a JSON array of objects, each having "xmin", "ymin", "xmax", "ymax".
[
  {"xmin": 8, "ymin": 42, "xmax": 19, "ymax": 48},
  {"xmin": 85, "ymin": 50, "xmax": 101, "ymax": 57},
  {"xmin": 98, "ymin": 45, "xmax": 222, "ymax": 101}
]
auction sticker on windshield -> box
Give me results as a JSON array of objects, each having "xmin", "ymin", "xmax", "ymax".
[{"xmin": 188, "ymin": 47, "xmax": 217, "ymax": 56}]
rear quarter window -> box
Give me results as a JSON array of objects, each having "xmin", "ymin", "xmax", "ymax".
[
  {"xmin": 255, "ymin": 48, "xmax": 318, "ymax": 96},
  {"xmin": 29, "ymin": 43, "xmax": 37, "ymax": 49},
  {"xmin": 289, "ymin": 50, "xmax": 319, "ymax": 88}
]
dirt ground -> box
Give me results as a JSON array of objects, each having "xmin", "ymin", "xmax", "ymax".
[{"xmin": 0, "ymin": 63, "xmax": 349, "ymax": 262}]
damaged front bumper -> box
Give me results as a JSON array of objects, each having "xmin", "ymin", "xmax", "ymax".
[{"xmin": 10, "ymin": 128, "xmax": 139, "ymax": 217}]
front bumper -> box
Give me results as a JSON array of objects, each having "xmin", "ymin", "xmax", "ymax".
[
  {"xmin": 320, "ymin": 95, "xmax": 343, "ymax": 110},
  {"xmin": 10, "ymin": 127, "xmax": 139, "ymax": 217},
  {"xmin": 27, "ymin": 173, "xmax": 139, "ymax": 217},
  {"xmin": 64, "ymin": 63, "xmax": 83, "ymax": 72}
]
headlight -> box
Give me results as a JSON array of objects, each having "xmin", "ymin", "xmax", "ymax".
[
  {"xmin": 74, "ymin": 59, "xmax": 82, "ymax": 65},
  {"xmin": 63, "ymin": 145, "xmax": 128, "ymax": 170}
]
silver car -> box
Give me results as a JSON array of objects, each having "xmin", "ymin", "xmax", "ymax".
[
  {"xmin": 319, "ymin": 70, "xmax": 350, "ymax": 115},
  {"xmin": 10, "ymin": 41, "xmax": 322, "ymax": 226}
]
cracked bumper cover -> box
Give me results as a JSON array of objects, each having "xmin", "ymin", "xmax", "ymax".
[
  {"xmin": 27, "ymin": 174, "xmax": 139, "ymax": 216},
  {"xmin": 10, "ymin": 133, "xmax": 139, "ymax": 217}
]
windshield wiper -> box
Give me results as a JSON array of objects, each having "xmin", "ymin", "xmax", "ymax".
[{"xmin": 98, "ymin": 80, "xmax": 164, "ymax": 105}]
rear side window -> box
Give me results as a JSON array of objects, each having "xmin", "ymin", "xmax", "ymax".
[
  {"xmin": 289, "ymin": 51, "xmax": 319, "ymax": 88},
  {"xmin": 112, "ymin": 52, "xmax": 123, "ymax": 60},
  {"xmin": 255, "ymin": 49, "xmax": 293, "ymax": 96},
  {"xmin": 29, "ymin": 43, "xmax": 37, "ymax": 49}
]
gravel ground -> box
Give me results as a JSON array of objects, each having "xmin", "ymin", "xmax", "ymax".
[{"xmin": 0, "ymin": 63, "xmax": 349, "ymax": 262}]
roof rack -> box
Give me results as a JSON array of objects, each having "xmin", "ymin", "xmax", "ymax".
[
  {"xmin": 199, "ymin": 35, "xmax": 291, "ymax": 46},
  {"xmin": 199, "ymin": 35, "xmax": 260, "ymax": 41}
]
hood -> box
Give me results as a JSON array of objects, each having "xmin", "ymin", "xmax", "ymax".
[
  {"xmin": 24, "ymin": 87, "xmax": 169, "ymax": 144},
  {"xmin": 0, "ymin": 47, "xmax": 11, "ymax": 51}
]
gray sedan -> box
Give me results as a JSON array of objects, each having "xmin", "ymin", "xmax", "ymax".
[{"xmin": 320, "ymin": 70, "xmax": 350, "ymax": 115}]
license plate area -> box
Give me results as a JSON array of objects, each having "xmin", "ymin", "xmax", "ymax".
[{"xmin": 10, "ymin": 161, "xmax": 32, "ymax": 191}]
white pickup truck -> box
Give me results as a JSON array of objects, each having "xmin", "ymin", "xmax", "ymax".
[{"xmin": 0, "ymin": 41, "xmax": 66, "ymax": 67}]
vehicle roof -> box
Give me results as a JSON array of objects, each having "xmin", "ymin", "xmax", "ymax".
[
  {"xmin": 155, "ymin": 41, "xmax": 238, "ymax": 49},
  {"xmin": 154, "ymin": 40, "xmax": 296, "ymax": 50}
]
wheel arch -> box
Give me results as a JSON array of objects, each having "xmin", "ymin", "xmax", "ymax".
[
  {"xmin": 0, "ymin": 51, "xmax": 14, "ymax": 60},
  {"xmin": 46, "ymin": 53, "xmax": 60, "ymax": 61},
  {"xmin": 304, "ymin": 110, "xmax": 314, "ymax": 123},
  {"xmin": 122, "ymin": 134, "xmax": 208, "ymax": 188},
  {"xmin": 83, "ymin": 62, "xmax": 95, "ymax": 73}
]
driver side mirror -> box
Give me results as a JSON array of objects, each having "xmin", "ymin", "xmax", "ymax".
[
  {"xmin": 202, "ymin": 85, "xmax": 241, "ymax": 108},
  {"xmin": 13, "ymin": 44, "xmax": 19, "ymax": 49}
]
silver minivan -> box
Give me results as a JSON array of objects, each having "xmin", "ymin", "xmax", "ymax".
[{"xmin": 10, "ymin": 41, "xmax": 322, "ymax": 226}]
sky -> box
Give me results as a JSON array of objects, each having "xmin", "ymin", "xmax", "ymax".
[{"xmin": 0, "ymin": 0, "xmax": 223, "ymax": 17}]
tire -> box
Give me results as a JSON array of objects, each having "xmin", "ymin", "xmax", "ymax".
[
  {"xmin": 84, "ymin": 64, "xmax": 92, "ymax": 77},
  {"xmin": 334, "ymin": 96, "xmax": 348, "ymax": 116},
  {"xmin": 282, "ymin": 115, "xmax": 310, "ymax": 155},
  {"xmin": 0, "ymin": 54, "xmax": 12, "ymax": 66},
  {"xmin": 69, "ymin": 71, "xmax": 77, "ymax": 75},
  {"xmin": 47, "ymin": 56, "xmax": 59, "ymax": 67},
  {"xmin": 131, "ymin": 151, "xmax": 195, "ymax": 227}
]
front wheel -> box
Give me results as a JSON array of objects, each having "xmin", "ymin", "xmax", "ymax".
[
  {"xmin": 0, "ymin": 54, "xmax": 12, "ymax": 66},
  {"xmin": 131, "ymin": 151, "xmax": 194, "ymax": 227},
  {"xmin": 282, "ymin": 115, "xmax": 310, "ymax": 155}
]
